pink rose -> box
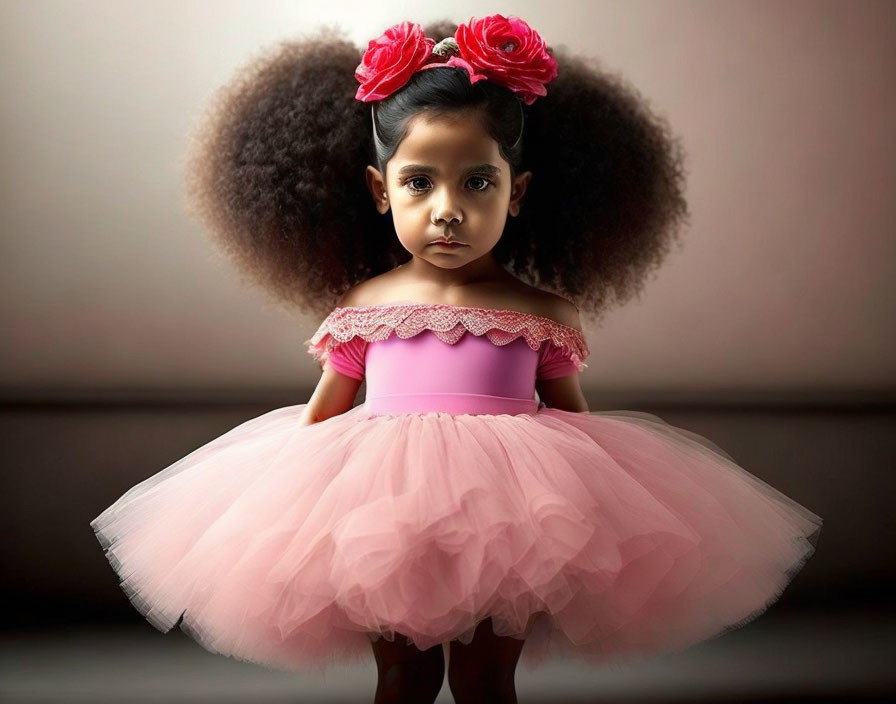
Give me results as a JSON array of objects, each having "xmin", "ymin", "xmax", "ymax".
[
  {"xmin": 452, "ymin": 14, "xmax": 558, "ymax": 105},
  {"xmin": 354, "ymin": 21, "xmax": 435, "ymax": 102}
]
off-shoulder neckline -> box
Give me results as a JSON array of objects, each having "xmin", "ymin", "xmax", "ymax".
[{"xmin": 333, "ymin": 301, "xmax": 585, "ymax": 335}]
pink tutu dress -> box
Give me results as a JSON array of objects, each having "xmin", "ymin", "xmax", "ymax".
[{"xmin": 90, "ymin": 302, "xmax": 822, "ymax": 673}]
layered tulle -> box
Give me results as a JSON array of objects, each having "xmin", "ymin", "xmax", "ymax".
[{"xmin": 91, "ymin": 403, "xmax": 822, "ymax": 673}]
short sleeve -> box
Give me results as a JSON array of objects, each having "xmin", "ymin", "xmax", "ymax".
[
  {"xmin": 536, "ymin": 340, "xmax": 580, "ymax": 380},
  {"xmin": 323, "ymin": 336, "xmax": 368, "ymax": 381}
]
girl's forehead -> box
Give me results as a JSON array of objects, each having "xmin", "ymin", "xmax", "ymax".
[{"xmin": 392, "ymin": 112, "xmax": 504, "ymax": 167}]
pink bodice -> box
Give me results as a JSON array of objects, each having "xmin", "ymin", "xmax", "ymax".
[{"xmin": 306, "ymin": 302, "xmax": 590, "ymax": 416}]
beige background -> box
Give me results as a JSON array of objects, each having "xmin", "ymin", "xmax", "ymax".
[
  {"xmin": 1, "ymin": 0, "xmax": 893, "ymax": 399},
  {"xmin": 2, "ymin": 2, "xmax": 894, "ymax": 700}
]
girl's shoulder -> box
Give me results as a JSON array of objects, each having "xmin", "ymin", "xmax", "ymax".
[
  {"xmin": 309, "ymin": 272, "xmax": 590, "ymax": 372},
  {"xmin": 336, "ymin": 270, "xmax": 583, "ymax": 332}
]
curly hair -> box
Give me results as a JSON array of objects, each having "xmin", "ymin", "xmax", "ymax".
[{"xmin": 183, "ymin": 19, "xmax": 689, "ymax": 324}]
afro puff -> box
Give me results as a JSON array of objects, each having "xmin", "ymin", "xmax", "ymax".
[{"xmin": 183, "ymin": 19, "xmax": 689, "ymax": 324}]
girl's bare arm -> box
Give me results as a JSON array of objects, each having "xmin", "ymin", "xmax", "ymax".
[
  {"xmin": 298, "ymin": 365, "xmax": 364, "ymax": 426},
  {"xmin": 535, "ymin": 373, "xmax": 589, "ymax": 413}
]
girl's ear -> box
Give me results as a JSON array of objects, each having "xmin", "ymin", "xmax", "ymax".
[
  {"xmin": 508, "ymin": 170, "xmax": 533, "ymax": 217},
  {"xmin": 366, "ymin": 165, "xmax": 390, "ymax": 214}
]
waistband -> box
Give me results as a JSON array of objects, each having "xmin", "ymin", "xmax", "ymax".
[{"xmin": 364, "ymin": 392, "xmax": 540, "ymax": 417}]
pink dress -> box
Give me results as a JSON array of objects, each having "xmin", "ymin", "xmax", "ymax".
[{"xmin": 90, "ymin": 302, "xmax": 822, "ymax": 673}]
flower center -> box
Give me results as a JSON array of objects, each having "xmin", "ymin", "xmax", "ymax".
[{"xmin": 500, "ymin": 40, "xmax": 518, "ymax": 53}]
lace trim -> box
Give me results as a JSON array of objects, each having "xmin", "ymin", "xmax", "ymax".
[{"xmin": 305, "ymin": 302, "xmax": 590, "ymax": 372}]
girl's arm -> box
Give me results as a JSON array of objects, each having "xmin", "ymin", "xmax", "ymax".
[
  {"xmin": 535, "ymin": 297, "xmax": 589, "ymax": 412},
  {"xmin": 298, "ymin": 365, "xmax": 364, "ymax": 426},
  {"xmin": 536, "ymin": 374, "xmax": 589, "ymax": 413},
  {"xmin": 299, "ymin": 285, "xmax": 368, "ymax": 427}
]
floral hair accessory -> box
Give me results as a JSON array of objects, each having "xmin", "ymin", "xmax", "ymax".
[
  {"xmin": 354, "ymin": 14, "xmax": 558, "ymax": 106},
  {"xmin": 353, "ymin": 22, "xmax": 435, "ymax": 104}
]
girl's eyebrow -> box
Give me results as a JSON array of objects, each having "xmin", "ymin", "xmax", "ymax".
[{"xmin": 396, "ymin": 163, "xmax": 501, "ymax": 177}]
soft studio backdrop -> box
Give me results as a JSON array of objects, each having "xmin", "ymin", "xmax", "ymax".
[{"xmin": 1, "ymin": 1, "xmax": 894, "ymax": 702}]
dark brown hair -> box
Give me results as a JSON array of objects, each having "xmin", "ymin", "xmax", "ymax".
[{"xmin": 184, "ymin": 20, "xmax": 689, "ymax": 324}]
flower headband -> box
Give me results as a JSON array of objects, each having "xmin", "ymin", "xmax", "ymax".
[{"xmin": 354, "ymin": 14, "xmax": 559, "ymax": 106}]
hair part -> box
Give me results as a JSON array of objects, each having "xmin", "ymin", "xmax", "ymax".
[{"xmin": 371, "ymin": 67, "xmax": 525, "ymax": 181}]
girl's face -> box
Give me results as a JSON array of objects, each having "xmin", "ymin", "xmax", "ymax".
[{"xmin": 366, "ymin": 109, "xmax": 531, "ymax": 275}]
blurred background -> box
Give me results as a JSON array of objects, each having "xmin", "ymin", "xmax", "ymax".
[{"xmin": 1, "ymin": 0, "xmax": 894, "ymax": 702}]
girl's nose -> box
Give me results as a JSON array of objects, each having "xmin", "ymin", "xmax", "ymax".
[
  {"xmin": 430, "ymin": 194, "xmax": 463, "ymax": 225},
  {"xmin": 429, "ymin": 184, "xmax": 464, "ymax": 225}
]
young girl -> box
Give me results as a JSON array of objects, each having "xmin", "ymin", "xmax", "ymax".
[{"xmin": 91, "ymin": 15, "xmax": 823, "ymax": 704}]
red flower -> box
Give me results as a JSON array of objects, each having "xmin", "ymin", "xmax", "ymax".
[
  {"xmin": 452, "ymin": 14, "xmax": 558, "ymax": 105},
  {"xmin": 354, "ymin": 21, "xmax": 435, "ymax": 102}
]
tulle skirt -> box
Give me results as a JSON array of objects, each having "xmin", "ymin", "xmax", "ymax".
[{"xmin": 90, "ymin": 403, "xmax": 822, "ymax": 673}]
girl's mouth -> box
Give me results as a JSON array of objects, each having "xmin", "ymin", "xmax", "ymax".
[{"xmin": 431, "ymin": 241, "xmax": 467, "ymax": 249}]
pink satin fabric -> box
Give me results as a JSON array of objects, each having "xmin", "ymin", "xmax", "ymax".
[
  {"xmin": 326, "ymin": 329, "xmax": 580, "ymax": 415},
  {"xmin": 366, "ymin": 332, "xmax": 540, "ymax": 415}
]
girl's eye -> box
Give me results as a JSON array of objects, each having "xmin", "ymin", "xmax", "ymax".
[
  {"xmin": 406, "ymin": 177, "xmax": 430, "ymax": 193},
  {"xmin": 467, "ymin": 176, "xmax": 492, "ymax": 191},
  {"xmin": 403, "ymin": 176, "xmax": 494, "ymax": 194}
]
